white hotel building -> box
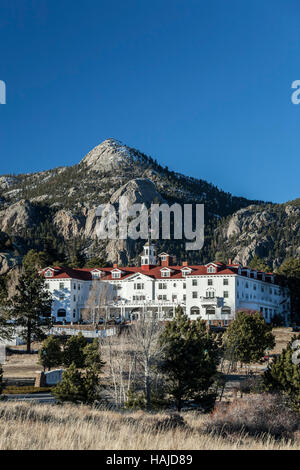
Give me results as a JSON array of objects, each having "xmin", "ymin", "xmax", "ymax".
[{"xmin": 40, "ymin": 243, "xmax": 290, "ymax": 326}]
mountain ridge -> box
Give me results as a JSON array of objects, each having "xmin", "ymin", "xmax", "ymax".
[{"xmin": 0, "ymin": 138, "xmax": 298, "ymax": 275}]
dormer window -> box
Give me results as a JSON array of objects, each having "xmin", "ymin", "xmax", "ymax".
[
  {"xmin": 207, "ymin": 266, "xmax": 216, "ymax": 273},
  {"xmin": 111, "ymin": 268, "xmax": 122, "ymax": 279},
  {"xmin": 45, "ymin": 269, "xmax": 53, "ymax": 278},
  {"xmin": 181, "ymin": 267, "xmax": 192, "ymax": 277},
  {"xmin": 161, "ymin": 268, "xmax": 171, "ymax": 278},
  {"xmin": 91, "ymin": 269, "xmax": 103, "ymax": 279}
]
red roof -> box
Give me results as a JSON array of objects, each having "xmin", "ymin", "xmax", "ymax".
[{"xmin": 40, "ymin": 263, "xmax": 276, "ymax": 283}]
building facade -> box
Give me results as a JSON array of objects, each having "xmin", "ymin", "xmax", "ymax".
[{"xmin": 40, "ymin": 243, "xmax": 290, "ymax": 326}]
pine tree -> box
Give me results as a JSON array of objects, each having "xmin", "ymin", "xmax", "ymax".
[
  {"xmin": 0, "ymin": 275, "xmax": 13, "ymax": 342},
  {"xmin": 83, "ymin": 338, "xmax": 105, "ymax": 371},
  {"xmin": 225, "ymin": 311, "xmax": 275, "ymax": 366},
  {"xmin": 159, "ymin": 307, "xmax": 219, "ymax": 411},
  {"xmin": 53, "ymin": 362, "xmax": 100, "ymax": 404},
  {"xmin": 11, "ymin": 262, "xmax": 52, "ymax": 353},
  {"xmin": 264, "ymin": 336, "xmax": 300, "ymax": 412},
  {"xmin": 249, "ymin": 255, "xmax": 271, "ymax": 272},
  {"xmin": 276, "ymin": 258, "xmax": 300, "ymax": 324},
  {"xmin": 38, "ymin": 335, "xmax": 63, "ymax": 371},
  {"xmin": 63, "ymin": 333, "xmax": 87, "ymax": 368},
  {"xmin": 52, "ymin": 363, "xmax": 87, "ymax": 403}
]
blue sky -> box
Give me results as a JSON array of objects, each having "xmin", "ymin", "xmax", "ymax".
[{"xmin": 0, "ymin": 0, "xmax": 299, "ymax": 203}]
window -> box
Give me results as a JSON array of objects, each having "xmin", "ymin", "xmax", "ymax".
[
  {"xmin": 245, "ymin": 282, "xmax": 249, "ymax": 288},
  {"xmin": 221, "ymin": 307, "xmax": 231, "ymax": 315},
  {"xmin": 92, "ymin": 271, "xmax": 102, "ymax": 279},
  {"xmin": 190, "ymin": 306, "xmax": 200, "ymax": 315},
  {"xmin": 134, "ymin": 283, "xmax": 144, "ymax": 290},
  {"xmin": 161, "ymin": 255, "xmax": 167, "ymax": 261},
  {"xmin": 158, "ymin": 295, "xmax": 167, "ymax": 301},
  {"xmin": 192, "ymin": 291, "xmax": 198, "ymax": 298},
  {"xmin": 73, "ymin": 309, "xmax": 76, "ymax": 318},
  {"xmin": 59, "ymin": 282, "xmax": 65, "ymax": 290},
  {"xmin": 159, "ymin": 283, "xmax": 167, "ymax": 289},
  {"xmin": 73, "ymin": 284, "xmax": 76, "ymax": 289},
  {"xmin": 183, "ymin": 283, "xmax": 186, "ymax": 289},
  {"xmin": 57, "ymin": 309, "xmax": 66, "ymax": 317},
  {"xmin": 73, "ymin": 295, "xmax": 76, "ymax": 302},
  {"xmin": 112, "ymin": 271, "xmax": 121, "ymax": 279},
  {"xmin": 192, "ymin": 279, "xmax": 198, "ymax": 286},
  {"xmin": 208, "ymin": 279, "xmax": 213, "ymax": 286},
  {"xmin": 183, "ymin": 294, "xmax": 186, "ymax": 301},
  {"xmin": 223, "ymin": 279, "xmax": 228, "ymax": 285},
  {"xmin": 45, "ymin": 283, "xmax": 50, "ymax": 289},
  {"xmin": 253, "ymin": 284, "xmax": 256, "ymax": 290},
  {"xmin": 59, "ymin": 295, "xmax": 64, "ymax": 301},
  {"xmin": 206, "ymin": 291, "xmax": 215, "ymax": 298},
  {"xmin": 162, "ymin": 271, "xmax": 170, "ymax": 277},
  {"xmin": 206, "ymin": 307, "xmax": 215, "ymax": 315},
  {"xmin": 207, "ymin": 266, "xmax": 216, "ymax": 273},
  {"xmin": 223, "ymin": 291, "xmax": 229, "ymax": 298},
  {"xmin": 45, "ymin": 270, "xmax": 53, "ymax": 278}
]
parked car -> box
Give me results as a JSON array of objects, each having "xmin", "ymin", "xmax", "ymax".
[{"xmin": 292, "ymin": 325, "xmax": 300, "ymax": 332}]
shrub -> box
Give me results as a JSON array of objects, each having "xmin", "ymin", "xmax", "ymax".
[
  {"xmin": 264, "ymin": 336, "xmax": 300, "ymax": 412},
  {"xmin": 38, "ymin": 335, "xmax": 63, "ymax": 371},
  {"xmin": 53, "ymin": 363, "xmax": 100, "ymax": 404},
  {"xmin": 206, "ymin": 394, "xmax": 299, "ymax": 439},
  {"xmin": 2, "ymin": 386, "xmax": 52, "ymax": 395},
  {"xmin": 154, "ymin": 413, "xmax": 186, "ymax": 431},
  {"xmin": 63, "ymin": 333, "xmax": 87, "ymax": 368}
]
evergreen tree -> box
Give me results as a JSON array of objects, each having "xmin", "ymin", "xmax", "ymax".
[
  {"xmin": 11, "ymin": 263, "xmax": 52, "ymax": 353},
  {"xmin": 22, "ymin": 249, "xmax": 49, "ymax": 271},
  {"xmin": 63, "ymin": 333, "xmax": 87, "ymax": 368},
  {"xmin": 38, "ymin": 335, "xmax": 63, "ymax": 371},
  {"xmin": 249, "ymin": 255, "xmax": 271, "ymax": 272},
  {"xmin": 225, "ymin": 311, "xmax": 275, "ymax": 366},
  {"xmin": 53, "ymin": 362, "xmax": 100, "ymax": 404},
  {"xmin": 159, "ymin": 307, "xmax": 219, "ymax": 411},
  {"xmin": 264, "ymin": 336, "xmax": 300, "ymax": 412},
  {"xmin": 276, "ymin": 258, "xmax": 300, "ymax": 324},
  {"xmin": 0, "ymin": 275, "xmax": 13, "ymax": 342},
  {"xmin": 83, "ymin": 338, "xmax": 105, "ymax": 371},
  {"xmin": 52, "ymin": 363, "xmax": 87, "ymax": 403}
]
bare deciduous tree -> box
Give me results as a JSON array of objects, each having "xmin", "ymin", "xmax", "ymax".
[
  {"xmin": 82, "ymin": 280, "xmax": 115, "ymax": 326},
  {"xmin": 101, "ymin": 333, "xmax": 137, "ymax": 408},
  {"xmin": 128, "ymin": 312, "xmax": 165, "ymax": 410}
]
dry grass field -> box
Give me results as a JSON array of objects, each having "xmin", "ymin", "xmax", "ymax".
[{"xmin": 0, "ymin": 401, "xmax": 299, "ymax": 450}]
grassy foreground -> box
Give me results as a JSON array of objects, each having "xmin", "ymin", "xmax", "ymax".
[{"xmin": 0, "ymin": 401, "xmax": 299, "ymax": 450}]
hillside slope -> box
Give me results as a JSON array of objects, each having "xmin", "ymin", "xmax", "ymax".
[{"xmin": 0, "ymin": 138, "xmax": 297, "ymax": 272}]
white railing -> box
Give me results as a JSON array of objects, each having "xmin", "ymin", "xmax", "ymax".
[{"xmin": 49, "ymin": 326, "xmax": 117, "ymax": 339}]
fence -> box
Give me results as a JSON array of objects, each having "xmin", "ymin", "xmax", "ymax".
[{"xmin": 49, "ymin": 326, "xmax": 117, "ymax": 339}]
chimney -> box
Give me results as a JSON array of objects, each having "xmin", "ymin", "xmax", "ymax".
[
  {"xmin": 182, "ymin": 261, "xmax": 188, "ymax": 266},
  {"xmin": 228, "ymin": 258, "xmax": 232, "ymax": 265},
  {"xmin": 113, "ymin": 263, "xmax": 118, "ymax": 268},
  {"xmin": 141, "ymin": 264, "xmax": 151, "ymax": 271},
  {"xmin": 161, "ymin": 255, "xmax": 171, "ymax": 267}
]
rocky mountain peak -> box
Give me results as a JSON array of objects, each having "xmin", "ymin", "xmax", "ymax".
[{"xmin": 80, "ymin": 138, "xmax": 138, "ymax": 173}]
